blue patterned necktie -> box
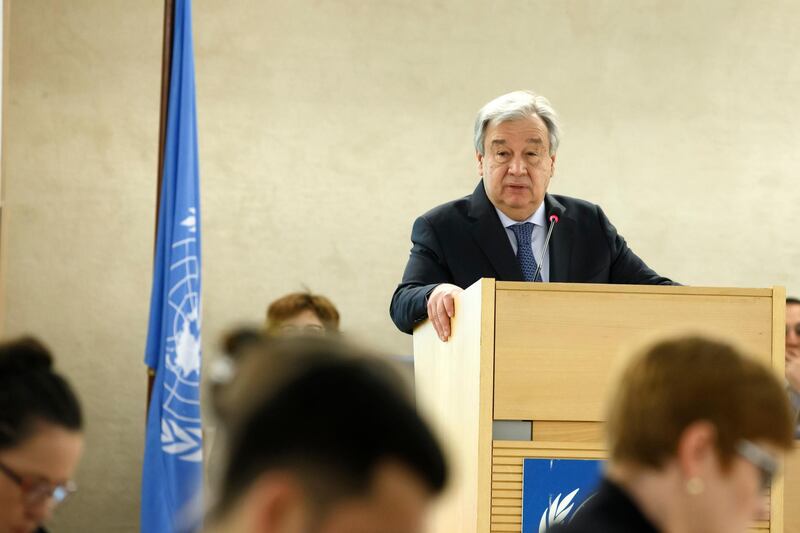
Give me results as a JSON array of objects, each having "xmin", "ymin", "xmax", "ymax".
[{"xmin": 510, "ymin": 222, "xmax": 542, "ymax": 282}]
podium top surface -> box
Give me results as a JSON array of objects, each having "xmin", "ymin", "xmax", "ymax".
[{"xmin": 495, "ymin": 281, "xmax": 776, "ymax": 297}]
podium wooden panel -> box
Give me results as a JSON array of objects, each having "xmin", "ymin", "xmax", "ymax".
[{"xmin": 413, "ymin": 279, "xmax": 788, "ymax": 533}]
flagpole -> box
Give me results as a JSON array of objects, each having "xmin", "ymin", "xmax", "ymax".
[{"xmin": 148, "ymin": 0, "xmax": 176, "ymax": 414}]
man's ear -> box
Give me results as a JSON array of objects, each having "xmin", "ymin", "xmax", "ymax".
[
  {"xmin": 550, "ymin": 153, "xmax": 557, "ymax": 177},
  {"xmin": 476, "ymin": 151, "xmax": 484, "ymax": 177},
  {"xmin": 676, "ymin": 421, "xmax": 717, "ymax": 479},
  {"xmin": 249, "ymin": 473, "xmax": 308, "ymax": 533}
]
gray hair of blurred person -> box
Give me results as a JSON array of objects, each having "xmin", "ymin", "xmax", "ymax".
[{"xmin": 473, "ymin": 90, "xmax": 562, "ymax": 156}]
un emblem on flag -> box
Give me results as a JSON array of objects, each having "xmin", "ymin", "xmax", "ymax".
[{"xmin": 160, "ymin": 207, "xmax": 203, "ymax": 463}]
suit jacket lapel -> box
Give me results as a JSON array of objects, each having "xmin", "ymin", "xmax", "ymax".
[
  {"xmin": 546, "ymin": 194, "xmax": 574, "ymax": 282},
  {"xmin": 468, "ymin": 181, "xmax": 524, "ymax": 281}
]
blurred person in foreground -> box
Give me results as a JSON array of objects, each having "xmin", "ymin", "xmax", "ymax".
[
  {"xmin": 549, "ymin": 335, "xmax": 794, "ymax": 533},
  {"xmin": 785, "ymin": 297, "xmax": 800, "ymax": 432},
  {"xmin": 204, "ymin": 335, "xmax": 447, "ymax": 533},
  {"xmin": 0, "ymin": 337, "xmax": 84, "ymax": 533},
  {"xmin": 265, "ymin": 292, "xmax": 340, "ymax": 336}
]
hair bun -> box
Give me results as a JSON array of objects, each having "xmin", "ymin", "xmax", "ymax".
[
  {"xmin": 0, "ymin": 335, "xmax": 82, "ymax": 449},
  {"xmin": 0, "ymin": 336, "xmax": 54, "ymax": 374}
]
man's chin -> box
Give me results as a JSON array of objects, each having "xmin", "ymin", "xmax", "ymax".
[
  {"xmin": 500, "ymin": 196, "xmax": 541, "ymax": 213},
  {"xmin": 502, "ymin": 190, "xmax": 533, "ymax": 201}
]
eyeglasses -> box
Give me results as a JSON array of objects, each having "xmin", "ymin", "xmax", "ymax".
[
  {"xmin": 736, "ymin": 440, "xmax": 779, "ymax": 491},
  {"xmin": 0, "ymin": 460, "xmax": 76, "ymax": 507},
  {"xmin": 278, "ymin": 324, "xmax": 326, "ymax": 334}
]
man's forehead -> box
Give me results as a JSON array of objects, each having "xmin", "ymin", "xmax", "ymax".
[
  {"xmin": 485, "ymin": 116, "xmax": 549, "ymax": 145},
  {"xmin": 490, "ymin": 137, "xmax": 544, "ymax": 146}
]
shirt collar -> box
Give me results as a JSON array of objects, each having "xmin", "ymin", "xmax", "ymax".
[{"xmin": 495, "ymin": 202, "xmax": 546, "ymax": 229}]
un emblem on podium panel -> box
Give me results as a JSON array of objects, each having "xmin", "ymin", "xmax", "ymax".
[{"xmin": 521, "ymin": 458, "xmax": 603, "ymax": 532}]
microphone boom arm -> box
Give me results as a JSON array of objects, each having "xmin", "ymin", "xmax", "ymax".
[{"xmin": 533, "ymin": 215, "xmax": 559, "ymax": 282}]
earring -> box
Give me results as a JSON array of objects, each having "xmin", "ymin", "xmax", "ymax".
[{"xmin": 686, "ymin": 477, "xmax": 705, "ymax": 495}]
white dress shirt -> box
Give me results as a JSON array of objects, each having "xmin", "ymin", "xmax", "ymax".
[{"xmin": 495, "ymin": 203, "xmax": 550, "ymax": 282}]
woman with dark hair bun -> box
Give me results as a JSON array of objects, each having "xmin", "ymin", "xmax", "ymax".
[{"xmin": 0, "ymin": 336, "xmax": 84, "ymax": 533}]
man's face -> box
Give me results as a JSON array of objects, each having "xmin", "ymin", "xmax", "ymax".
[
  {"xmin": 786, "ymin": 303, "xmax": 800, "ymax": 362},
  {"xmin": 477, "ymin": 115, "xmax": 556, "ymax": 221},
  {"xmin": 316, "ymin": 462, "xmax": 432, "ymax": 533}
]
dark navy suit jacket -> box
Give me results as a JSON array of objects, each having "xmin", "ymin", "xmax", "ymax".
[{"xmin": 390, "ymin": 181, "xmax": 674, "ymax": 333}]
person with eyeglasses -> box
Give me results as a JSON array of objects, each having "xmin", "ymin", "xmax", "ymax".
[
  {"xmin": 0, "ymin": 337, "xmax": 84, "ymax": 533},
  {"xmin": 264, "ymin": 291, "xmax": 340, "ymax": 336},
  {"xmin": 785, "ymin": 297, "xmax": 800, "ymax": 435},
  {"xmin": 548, "ymin": 335, "xmax": 794, "ymax": 533}
]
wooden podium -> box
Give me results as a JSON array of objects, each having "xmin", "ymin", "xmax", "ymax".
[{"xmin": 413, "ymin": 279, "xmax": 787, "ymax": 533}]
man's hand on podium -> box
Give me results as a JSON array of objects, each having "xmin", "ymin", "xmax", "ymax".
[{"xmin": 427, "ymin": 284, "xmax": 463, "ymax": 342}]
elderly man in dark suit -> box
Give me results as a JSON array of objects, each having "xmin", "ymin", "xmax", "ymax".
[{"xmin": 390, "ymin": 90, "xmax": 674, "ymax": 339}]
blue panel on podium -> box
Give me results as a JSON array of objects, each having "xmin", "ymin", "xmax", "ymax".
[{"xmin": 521, "ymin": 458, "xmax": 603, "ymax": 533}]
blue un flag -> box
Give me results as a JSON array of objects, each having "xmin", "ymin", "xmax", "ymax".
[{"xmin": 141, "ymin": 0, "xmax": 203, "ymax": 531}]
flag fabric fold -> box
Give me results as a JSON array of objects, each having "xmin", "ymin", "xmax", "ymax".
[{"xmin": 142, "ymin": 0, "xmax": 203, "ymax": 531}]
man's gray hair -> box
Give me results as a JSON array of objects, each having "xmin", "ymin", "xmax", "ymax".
[{"xmin": 474, "ymin": 90, "xmax": 562, "ymax": 156}]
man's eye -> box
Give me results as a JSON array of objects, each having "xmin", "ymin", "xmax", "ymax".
[{"xmin": 496, "ymin": 151, "xmax": 509, "ymax": 158}]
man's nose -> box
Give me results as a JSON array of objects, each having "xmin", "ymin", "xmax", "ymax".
[{"xmin": 507, "ymin": 156, "xmax": 528, "ymax": 176}]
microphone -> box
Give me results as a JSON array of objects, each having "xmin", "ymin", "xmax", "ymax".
[{"xmin": 533, "ymin": 209, "xmax": 562, "ymax": 282}]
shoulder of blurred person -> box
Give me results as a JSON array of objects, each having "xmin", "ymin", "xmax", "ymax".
[{"xmin": 547, "ymin": 478, "xmax": 658, "ymax": 533}]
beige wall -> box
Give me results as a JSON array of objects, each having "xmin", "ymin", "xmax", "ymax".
[
  {"xmin": 2, "ymin": 1, "xmax": 799, "ymax": 531},
  {"xmin": 2, "ymin": 1, "xmax": 162, "ymax": 531}
]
